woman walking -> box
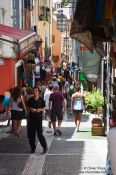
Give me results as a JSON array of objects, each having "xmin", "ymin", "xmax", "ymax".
[
  {"xmin": 70, "ymin": 86, "xmax": 85, "ymax": 132},
  {"xmin": 10, "ymin": 86, "xmax": 27, "ymax": 137},
  {"xmin": 27, "ymin": 86, "xmax": 47, "ymax": 154}
]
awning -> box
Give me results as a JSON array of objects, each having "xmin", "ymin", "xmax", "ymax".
[
  {"xmin": 70, "ymin": 0, "xmax": 116, "ymax": 56},
  {"xmin": 0, "ymin": 24, "xmax": 36, "ymax": 55}
]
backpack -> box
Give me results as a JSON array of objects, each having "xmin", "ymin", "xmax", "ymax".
[{"xmin": 68, "ymin": 85, "xmax": 75, "ymax": 97}]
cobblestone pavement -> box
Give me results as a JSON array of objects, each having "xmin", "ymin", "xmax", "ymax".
[{"xmin": 0, "ymin": 112, "xmax": 107, "ymax": 175}]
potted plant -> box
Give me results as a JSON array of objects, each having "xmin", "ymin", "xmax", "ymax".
[
  {"xmin": 85, "ymin": 87, "xmax": 105, "ymax": 136},
  {"xmin": 85, "ymin": 87, "xmax": 104, "ymax": 115}
]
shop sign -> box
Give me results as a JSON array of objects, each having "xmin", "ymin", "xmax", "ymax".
[{"xmin": 20, "ymin": 35, "xmax": 35, "ymax": 55}]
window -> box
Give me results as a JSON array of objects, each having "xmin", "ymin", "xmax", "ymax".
[
  {"xmin": 57, "ymin": 4, "xmax": 61, "ymax": 9},
  {"xmin": 0, "ymin": 8, "xmax": 5, "ymax": 24}
]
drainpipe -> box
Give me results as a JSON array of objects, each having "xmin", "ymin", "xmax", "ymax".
[{"xmin": 105, "ymin": 42, "xmax": 111, "ymax": 134}]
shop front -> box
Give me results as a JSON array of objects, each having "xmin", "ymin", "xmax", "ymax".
[{"xmin": 0, "ymin": 24, "xmax": 36, "ymax": 95}]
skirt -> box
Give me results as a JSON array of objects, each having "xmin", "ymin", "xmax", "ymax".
[
  {"xmin": 11, "ymin": 110, "xmax": 26, "ymax": 120},
  {"xmin": 73, "ymin": 109, "xmax": 83, "ymax": 114}
]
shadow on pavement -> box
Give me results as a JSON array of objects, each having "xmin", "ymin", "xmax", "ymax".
[
  {"xmin": 81, "ymin": 114, "xmax": 90, "ymax": 122},
  {"xmin": 0, "ymin": 126, "xmax": 30, "ymax": 175},
  {"xmin": 42, "ymin": 127, "xmax": 85, "ymax": 175}
]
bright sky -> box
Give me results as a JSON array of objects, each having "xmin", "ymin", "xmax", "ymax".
[{"xmin": 53, "ymin": 0, "xmax": 61, "ymax": 3}]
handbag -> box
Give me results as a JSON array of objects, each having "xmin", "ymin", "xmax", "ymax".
[{"xmin": 0, "ymin": 111, "xmax": 11, "ymax": 122}]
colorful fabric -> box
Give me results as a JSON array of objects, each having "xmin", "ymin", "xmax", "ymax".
[
  {"xmin": 105, "ymin": 0, "xmax": 114, "ymax": 19},
  {"xmin": 96, "ymin": 0, "xmax": 105, "ymax": 24}
]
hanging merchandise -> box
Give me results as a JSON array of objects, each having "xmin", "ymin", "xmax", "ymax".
[
  {"xmin": 20, "ymin": 62, "xmax": 26, "ymax": 81},
  {"xmin": 79, "ymin": 71, "xmax": 85, "ymax": 81},
  {"xmin": 79, "ymin": 49, "xmax": 100, "ymax": 82},
  {"xmin": 28, "ymin": 72, "xmax": 33, "ymax": 88},
  {"xmin": 70, "ymin": 0, "xmax": 115, "ymax": 56},
  {"xmin": 40, "ymin": 65, "xmax": 46, "ymax": 81},
  {"xmin": 105, "ymin": 0, "xmax": 113, "ymax": 20},
  {"xmin": 96, "ymin": 0, "xmax": 105, "ymax": 24},
  {"xmin": 57, "ymin": 67, "xmax": 62, "ymax": 74},
  {"xmin": 70, "ymin": 0, "xmax": 96, "ymax": 51}
]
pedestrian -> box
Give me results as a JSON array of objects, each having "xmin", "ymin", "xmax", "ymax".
[
  {"xmin": 67, "ymin": 81, "xmax": 75, "ymax": 109},
  {"xmin": 49, "ymin": 84, "xmax": 65, "ymax": 136},
  {"xmin": 44, "ymin": 84, "xmax": 53, "ymax": 128},
  {"xmin": 27, "ymin": 86, "xmax": 47, "ymax": 154},
  {"xmin": 3, "ymin": 88, "xmax": 13, "ymax": 127},
  {"xmin": 107, "ymin": 125, "xmax": 116, "ymax": 174},
  {"xmin": 9, "ymin": 86, "xmax": 27, "ymax": 137},
  {"xmin": 0, "ymin": 95, "xmax": 5, "ymax": 113},
  {"xmin": 25, "ymin": 87, "xmax": 33, "ymax": 104},
  {"xmin": 70, "ymin": 85, "xmax": 85, "ymax": 132}
]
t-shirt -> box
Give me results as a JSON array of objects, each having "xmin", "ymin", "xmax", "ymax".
[
  {"xmin": 27, "ymin": 97, "xmax": 45, "ymax": 120},
  {"xmin": 44, "ymin": 90, "xmax": 53, "ymax": 110},
  {"xmin": 10, "ymin": 97, "xmax": 23, "ymax": 111},
  {"xmin": 49, "ymin": 92, "xmax": 64, "ymax": 111}
]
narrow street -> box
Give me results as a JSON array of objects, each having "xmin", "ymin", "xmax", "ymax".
[{"xmin": 0, "ymin": 111, "xmax": 107, "ymax": 175}]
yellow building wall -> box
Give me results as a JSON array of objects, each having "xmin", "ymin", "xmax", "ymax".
[{"xmin": 52, "ymin": 18, "xmax": 62, "ymax": 67}]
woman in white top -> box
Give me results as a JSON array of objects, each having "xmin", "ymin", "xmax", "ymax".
[
  {"xmin": 71, "ymin": 86, "xmax": 85, "ymax": 132},
  {"xmin": 9, "ymin": 86, "xmax": 27, "ymax": 137}
]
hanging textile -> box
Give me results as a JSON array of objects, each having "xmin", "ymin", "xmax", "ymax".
[
  {"xmin": 79, "ymin": 71, "xmax": 85, "ymax": 81},
  {"xmin": 70, "ymin": 0, "xmax": 102, "ymax": 54},
  {"xmin": 70, "ymin": 0, "xmax": 116, "ymax": 56},
  {"xmin": 79, "ymin": 50, "xmax": 100, "ymax": 82},
  {"xmin": 96, "ymin": 0, "xmax": 105, "ymax": 24},
  {"xmin": 105, "ymin": 0, "xmax": 114, "ymax": 20}
]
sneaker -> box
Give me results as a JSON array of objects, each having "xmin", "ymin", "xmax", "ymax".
[
  {"xmin": 76, "ymin": 128, "xmax": 79, "ymax": 132},
  {"xmin": 54, "ymin": 131, "xmax": 58, "ymax": 136},
  {"xmin": 57, "ymin": 129, "xmax": 62, "ymax": 136},
  {"xmin": 48, "ymin": 121, "xmax": 51, "ymax": 128}
]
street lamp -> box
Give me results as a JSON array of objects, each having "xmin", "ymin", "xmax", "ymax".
[{"xmin": 57, "ymin": 10, "xmax": 67, "ymax": 32}]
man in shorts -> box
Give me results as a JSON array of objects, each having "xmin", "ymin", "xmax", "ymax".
[{"xmin": 49, "ymin": 84, "xmax": 65, "ymax": 136}]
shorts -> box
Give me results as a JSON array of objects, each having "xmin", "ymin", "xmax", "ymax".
[
  {"xmin": 11, "ymin": 110, "xmax": 26, "ymax": 120},
  {"xmin": 50, "ymin": 110, "xmax": 63, "ymax": 122},
  {"xmin": 73, "ymin": 110, "xmax": 83, "ymax": 114}
]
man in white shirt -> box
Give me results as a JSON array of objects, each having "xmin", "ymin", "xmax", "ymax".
[{"xmin": 44, "ymin": 84, "xmax": 53, "ymax": 128}]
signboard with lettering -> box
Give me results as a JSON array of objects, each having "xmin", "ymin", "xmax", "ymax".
[{"xmin": 19, "ymin": 35, "xmax": 35, "ymax": 55}]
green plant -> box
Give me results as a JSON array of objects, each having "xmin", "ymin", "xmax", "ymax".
[{"xmin": 85, "ymin": 88, "xmax": 104, "ymax": 114}]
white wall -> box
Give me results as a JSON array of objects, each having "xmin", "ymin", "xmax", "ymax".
[
  {"xmin": 0, "ymin": 0, "xmax": 23, "ymax": 58},
  {"xmin": 0, "ymin": 0, "xmax": 14, "ymax": 58}
]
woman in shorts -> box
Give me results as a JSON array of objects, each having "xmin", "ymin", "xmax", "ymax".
[{"xmin": 70, "ymin": 86, "xmax": 85, "ymax": 132}]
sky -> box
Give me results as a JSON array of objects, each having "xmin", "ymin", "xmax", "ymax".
[{"xmin": 53, "ymin": 0, "xmax": 62, "ymax": 3}]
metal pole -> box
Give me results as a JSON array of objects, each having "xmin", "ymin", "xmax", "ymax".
[
  {"xmin": 101, "ymin": 58, "xmax": 104, "ymax": 94},
  {"xmin": 106, "ymin": 42, "xmax": 111, "ymax": 134},
  {"xmin": 66, "ymin": 23, "xmax": 67, "ymax": 61}
]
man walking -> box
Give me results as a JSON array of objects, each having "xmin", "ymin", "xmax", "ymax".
[
  {"xmin": 49, "ymin": 84, "xmax": 65, "ymax": 136},
  {"xmin": 44, "ymin": 84, "xmax": 53, "ymax": 128}
]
